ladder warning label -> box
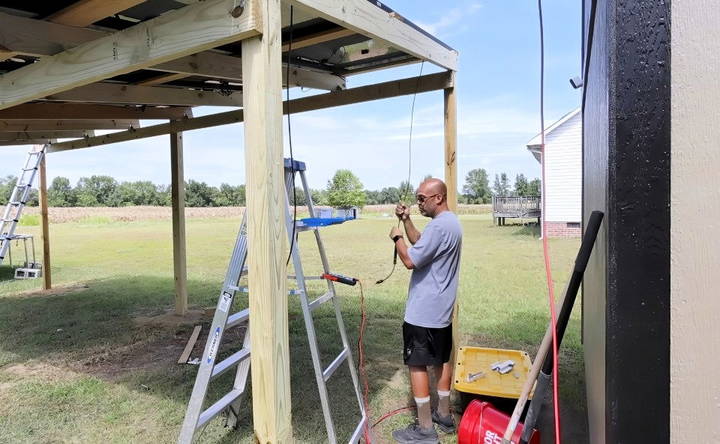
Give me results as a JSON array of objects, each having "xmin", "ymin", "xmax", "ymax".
[
  {"xmin": 207, "ymin": 327, "xmax": 221, "ymax": 364},
  {"xmin": 218, "ymin": 292, "xmax": 232, "ymax": 313}
]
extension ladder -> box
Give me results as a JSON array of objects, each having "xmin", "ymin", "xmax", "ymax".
[
  {"xmin": 178, "ymin": 159, "xmax": 367, "ymax": 443},
  {"xmin": 0, "ymin": 146, "xmax": 45, "ymax": 265}
]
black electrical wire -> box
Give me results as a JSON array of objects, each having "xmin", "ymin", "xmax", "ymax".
[
  {"xmin": 581, "ymin": 0, "xmax": 598, "ymax": 112},
  {"xmin": 376, "ymin": 61, "xmax": 425, "ymax": 285},
  {"xmin": 286, "ymin": 5, "xmax": 297, "ymax": 267}
]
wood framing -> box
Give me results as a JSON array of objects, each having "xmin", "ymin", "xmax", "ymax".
[
  {"xmin": 47, "ymin": 0, "xmax": 146, "ymax": 27},
  {"xmin": 0, "ymin": 131, "xmax": 92, "ymax": 141},
  {"xmin": 170, "ymin": 130, "xmax": 188, "ymax": 316},
  {"xmin": 0, "ymin": 0, "xmax": 262, "ymax": 110},
  {"xmin": 38, "ymin": 148, "xmax": 51, "ymax": 290},
  {"xmin": 0, "ymin": 12, "xmax": 105, "ymax": 57},
  {"xmin": 287, "ymin": 0, "xmax": 458, "ymax": 70},
  {"xmin": 151, "ymin": 52, "xmax": 346, "ymax": 91},
  {"xmin": 0, "ymin": 120, "xmax": 138, "ymax": 132},
  {"xmin": 242, "ymin": 0, "xmax": 293, "ymax": 441},
  {"xmin": 281, "ymin": 27, "xmax": 355, "ymax": 51},
  {"xmin": 48, "ymin": 72, "xmax": 453, "ymax": 152},
  {"xmin": 45, "ymin": 83, "xmax": 243, "ymax": 107},
  {"xmin": 0, "ymin": 104, "xmax": 190, "ymax": 120},
  {"xmin": 136, "ymin": 73, "xmax": 191, "ymax": 87},
  {"xmin": 444, "ymin": 72, "xmax": 458, "ymax": 212}
]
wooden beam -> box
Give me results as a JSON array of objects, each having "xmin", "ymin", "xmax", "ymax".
[
  {"xmin": 0, "ymin": 12, "xmax": 106, "ymax": 57},
  {"xmin": 0, "ymin": 119, "xmax": 138, "ymax": 131},
  {"xmin": 242, "ymin": 0, "xmax": 292, "ymax": 441},
  {"xmin": 444, "ymin": 71, "xmax": 458, "ymax": 369},
  {"xmin": 38, "ymin": 147, "xmax": 51, "ymax": 290},
  {"xmin": 444, "ymin": 72, "xmax": 457, "ymax": 212},
  {"xmin": 0, "ymin": 139, "xmax": 58, "ymax": 146},
  {"xmin": 0, "ymin": 0, "xmax": 262, "ymax": 110},
  {"xmin": 170, "ymin": 129, "xmax": 188, "ymax": 316},
  {"xmin": 45, "ymin": 83, "xmax": 243, "ymax": 107},
  {"xmin": 0, "ymin": 103, "xmax": 190, "ymax": 120},
  {"xmin": 151, "ymin": 52, "xmax": 346, "ymax": 91},
  {"xmin": 288, "ymin": 0, "xmax": 457, "ymax": 70},
  {"xmin": 47, "ymin": 0, "xmax": 148, "ymax": 27},
  {"xmin": 48, "ymin": 71, "xmax": 453, "ymax": 152},
  {"xmin": 0, "ymin": 131, "xmax": 92, "ymax": 141},
  {"xmin": 281, "ymin": 27, "xmax": 355, "ymax": 51},
  {"xmin": 136, "ymin": 73, "xmax": 190, "ymax": 86}
]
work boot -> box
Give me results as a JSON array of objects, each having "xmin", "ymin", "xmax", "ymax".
[
  {"xmin": 431, "ymin": 409, "xmax": 456, "ymax": 433},
  {"xmin": 391, "ymin": 423, "xmax": 439, "ymax": 443}
]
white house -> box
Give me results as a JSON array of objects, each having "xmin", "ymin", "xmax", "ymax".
[{"xmin": 527, "ymin": 108, "xmax": 582, "ymax": 237}]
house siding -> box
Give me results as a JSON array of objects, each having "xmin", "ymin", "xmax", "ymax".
[{"xmin": 544, "ymin": 112, "xmax": 582, "ymax": 225}]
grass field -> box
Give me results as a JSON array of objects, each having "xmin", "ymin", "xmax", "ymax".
[{"xmin": 0, "ymin": 209, "xmax": 587, "ymax": 443}]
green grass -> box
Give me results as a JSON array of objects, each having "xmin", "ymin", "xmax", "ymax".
[
  {"xmin": 18, "ymin": 214, "xmax": 39, "ymax": 226},
  {"xmin": 0, "ymin": 213, "xmax": 586, "ymax": 443}
]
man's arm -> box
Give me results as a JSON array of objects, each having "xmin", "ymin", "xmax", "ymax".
[
  {"xmin": 395, "ymin": 204, "xmax": 421, "ymax": 244},
  {"xmin": 389, "ymin": 227, "xmax": 415, "ymax": 269}
]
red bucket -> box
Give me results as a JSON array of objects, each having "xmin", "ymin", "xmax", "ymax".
[{"xmin": 458, "ymin": 400, "xmax": 540, "ymax": 444}]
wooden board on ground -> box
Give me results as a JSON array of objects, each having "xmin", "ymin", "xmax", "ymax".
[{"xmin": 178, "ymin": 325, "xmax": 202, "ymax": 364}]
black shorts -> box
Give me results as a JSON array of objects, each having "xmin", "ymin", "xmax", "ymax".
[{"xmin": 402, "ymin": 322, "xmax": 453, "ymax": 366}]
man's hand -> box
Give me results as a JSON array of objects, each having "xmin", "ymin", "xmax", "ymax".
[
  {"xmin": 395, "ymin": 204, "xmax": 410, "ymax": 221},
  {"xmin": 389, "ymin": 226, "xmax": 403, "ymax": 241}
]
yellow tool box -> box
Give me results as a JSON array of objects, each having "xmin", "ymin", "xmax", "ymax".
[{"xmin": 453, "ymin": 346, "xmax": 534, "ymax": 399}]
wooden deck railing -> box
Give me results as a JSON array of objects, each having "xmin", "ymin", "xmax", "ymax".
[{"xmin": 492, "ymin": 196, "xmax": 541, "ymax": 219}]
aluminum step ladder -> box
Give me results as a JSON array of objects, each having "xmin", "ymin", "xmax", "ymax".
[
  {"xmin": 0, "ymin": 145, "xmax": 45, "ymax": 265},
  {"xmin": 178, "ymin": 159, "xmax": 367, "ymax": 443}
]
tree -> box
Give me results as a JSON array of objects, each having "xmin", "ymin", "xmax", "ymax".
[
  {"xmin": 114, "ymin": 181, "xmax": 162, "ymax": 206},
  {"xmin": 364, "ymin": 190, "xmax": 381, "ymax": 205},
  {"xmin": 185, "ymin": 180, "xmax": 219, "ymax": 207},
  {"xmin": 0, "ymin": 175, "xmax": 18, "ymax": 202},
  {"xmin": 462, "ymin": 168, "xmax": 491, "ymax": 203},
  {"xmin": 48, "ymin": 177, "xmax": 75, "ymax": 207},
  {"xmin": 75, "ymin": 175, "xmax": 118, "ymax": 206},
  {"xmin": 514, "ymin": 174, "xmax": 529, "ymax": 197},
  {"xmin": 527, "ymin": 178, "xmax": 541, "ymax": 196},
  {"xmin": 215, "ymin": 183, "xmax": 246, "ymax": 206},
  {"xmin": 492, "ymin": 173, "xmax": 511, "ymax": 196},
  {"xmin": 326, "ymin": 169, "xmax": 366, "ymax": 208},
  {"xmin": 398, "ymin": 180, "xmax": 414, "ymax": 202},
  {"xmin": 378, "ymin": 187, "xmax": 400, "ymax": 204}
]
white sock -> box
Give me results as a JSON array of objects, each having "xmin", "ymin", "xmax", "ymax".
[
  {"xmin": 437, "ymin": 390, "xmax": 450, "ymax": 417},
  {"xmin": 414, "ymin": 396, "xmax": 432, "ymax": 429}
]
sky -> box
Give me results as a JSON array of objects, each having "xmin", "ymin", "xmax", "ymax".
[{"xmin": 0, "ymin": 0, "xmax": 581, "ymax": 192}]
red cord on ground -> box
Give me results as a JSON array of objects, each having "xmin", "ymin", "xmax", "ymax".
[{"xmin": 537, "ymin": 0, "xmax": 561, "ymax": 442}]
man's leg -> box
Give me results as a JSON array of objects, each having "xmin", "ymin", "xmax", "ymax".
[
  {"xmin": 409, "ymin": 365, "xmax": 432, "ymax": 429},
  {"xmin": 434, "ymin": 363, "xmax": 453, "ymax": 417}
]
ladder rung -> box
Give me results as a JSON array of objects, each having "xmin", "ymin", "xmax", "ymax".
[
  {"xmin": 9, "ymin": 201, "xmax": 23, "ymax": 206},
  {"xmin": 197, "ymin": 389, "xmax": 244, "ymax": 429},
  {"xmin": 309, "ymin": 292, "xmax": 334, "ymax": 311},
  {"xmin": 211, "ymin": 348, "xmax": 250, "ymax": 379},
  {"xmin": 349, "ymin": 416, "xmax": 369, "ymax": 444},
  {"xmin": 21, "ymin": 167, "xmax": 37, "ymax": 172},
  {"xmin": 323, "ymin": 348, "xmax": 348, "ymax": 382},
  {"xmin": 2, "ymin": 219, "xmax": 19, "ymax": 223},
  {"xmin": 226, "ymin": 308, "xmax": 250, "ymax": 329}
]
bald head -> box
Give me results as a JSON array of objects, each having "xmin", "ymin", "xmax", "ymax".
[
  {"xmin": 420, "ymin": 178, "xmax": 447, "ymax": 196},
  {"xmin": 416, "ymin": 178, "xmax": 449, "ymax": 218}
]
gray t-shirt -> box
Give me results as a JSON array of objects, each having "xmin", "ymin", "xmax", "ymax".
[{"xmin": 405, "ymin": 211, "xmax": 462, "ymax": 328}]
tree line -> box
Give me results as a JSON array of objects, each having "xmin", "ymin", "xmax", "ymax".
[{"xmin": 0, "ymin": 169, "xmax": 539, "ymax": 208}]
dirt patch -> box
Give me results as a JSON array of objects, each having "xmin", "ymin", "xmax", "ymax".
[
  {"xmin": 73, "ymin": 320, "xmax": 247, "ymax": 381},
  {"xmin": 15, "ymin": 283, "xmax": 90, "ymax": 299},
  {"xmin": 133, "ymin": 308, "xmax": 210, "ymax": 329}
]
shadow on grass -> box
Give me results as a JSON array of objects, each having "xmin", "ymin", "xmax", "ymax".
[
  {"xmin": 0, "ymin": 265, "xmax": 16, "ymax": 281},
  {"xmin": 0, "ymin": 274, "xmax": 407, "ymax": 443}
]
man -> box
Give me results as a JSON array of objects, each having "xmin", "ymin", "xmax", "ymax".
[{"xmin": 389, "ymin": 178, "xmax": 462, "ymax": 443}]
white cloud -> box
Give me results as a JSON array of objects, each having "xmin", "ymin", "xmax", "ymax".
[{"xmin": 415, "ymin": 2, "xmax": 483, "ymax": 37}]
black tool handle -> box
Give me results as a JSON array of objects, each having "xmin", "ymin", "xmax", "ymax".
[{"xmin": 322, "ymin": 273, "xmax": 358, "ymax": 286}]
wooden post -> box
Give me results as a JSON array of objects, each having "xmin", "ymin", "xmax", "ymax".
[
  {"xmin": 242, "ymin": 0, "xmax": 293, "ymax": 441},
  {"xmin": 443, "ymin": 72, "xmax": 460, "ymax": 362},
  {"xmin": 38, "ymin": 146, "xmax": 51, "ymax": 290},
  {"xmin": 170, "ymin": 130, "xmax": 188, "ymax": 316},
  {"xmin": 444, "ymin": 71, "xmax": 458, "ymax": 212}
]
